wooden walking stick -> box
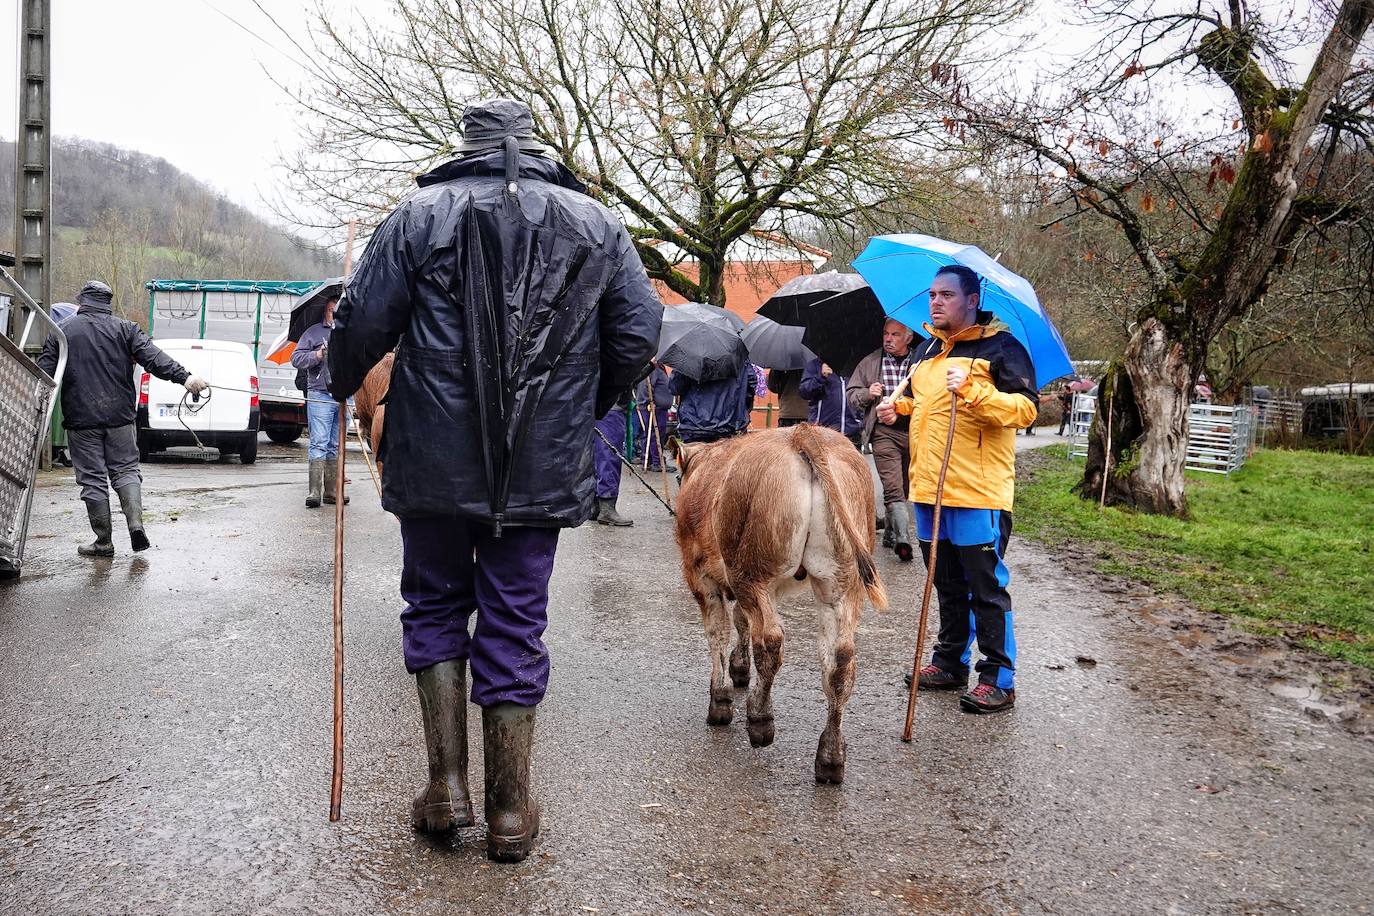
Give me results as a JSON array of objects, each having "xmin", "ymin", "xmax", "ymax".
[
  {"xmin": 902, "ymin": 391, "xmax": 959, "ymax": 743},
  {"xmin": 330, "ymin": 403, "xmax": 347, "ymax": 821},
  {"xmin": 329, "ymin": 219, "xmax": 357, "ymax": 822}
]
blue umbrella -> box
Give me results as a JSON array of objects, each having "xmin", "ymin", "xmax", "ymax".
[{"xmin": 852, "ymin": 234, "xmax": 1073, "ymax": 385}]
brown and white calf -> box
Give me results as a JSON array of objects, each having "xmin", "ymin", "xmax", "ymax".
[{"xmin": 673, "ymin": 424, "xmax": 887, "ymax": 784}]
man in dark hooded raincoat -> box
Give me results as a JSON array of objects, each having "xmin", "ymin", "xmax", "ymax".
[{"xmin": 327, "ymin": 99, "xmax": 662, "ymax": 863}]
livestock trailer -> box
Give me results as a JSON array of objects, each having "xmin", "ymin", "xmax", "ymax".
[{"xmin": 145, "ymin": 279, "xmax": 319, "ymax": 443}]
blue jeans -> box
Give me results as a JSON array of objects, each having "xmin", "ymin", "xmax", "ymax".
[{"xmin": 306, "ymin": 392, "xmax": 340, "ymax": 461}]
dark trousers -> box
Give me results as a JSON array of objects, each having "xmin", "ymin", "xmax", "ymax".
[
  {"xmin": 67, "ymin": 424, "xmax": 141, "ymax": 504},
  {"xmin": 915, "ymin": 505, "xmax": 1017, "ymax": 689},
  {"xmin": 399, "ymin": 517, "xmax": 560, "ymax": 707},
  {"xmin": 870, "ymin": 428, "xmax": 910, "ymax": 505},
  {"xmin": 593, "ymin": 409, "xmax": 627, "ymax": 499}
]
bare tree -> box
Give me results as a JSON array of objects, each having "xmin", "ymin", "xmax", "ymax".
[
  {"xmin": 941, "ymin": 0, "xmax": 1374, "ymax": 514},
  {"xmin": 275, "ymin": 0, "xmax": 1015, "ymax": 305}
]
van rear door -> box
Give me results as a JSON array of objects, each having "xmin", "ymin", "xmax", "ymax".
[
  {"xmin": 145, "ymin": 342, "xmax": 214, "ymax": 433},
  {"xmin": 210, "ymin": 344, "xmax": 252, "ymax": 430}
]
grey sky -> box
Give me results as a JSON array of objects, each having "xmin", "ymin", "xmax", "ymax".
[
  {"xmin": 1, "ymin": 0, "xmax": 383, "ymax": 219},
  {"xmin": 2, "ymin": 1, "xmax": 1332, "ymax": 230}
]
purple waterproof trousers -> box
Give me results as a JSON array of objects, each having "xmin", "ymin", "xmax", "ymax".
[
  {"xmin": 593, "ymin": 408, "xmax": 626, "ymax": 499},
  {"xmin": 399, "ymin": 517, "xmax": 559, "ymax": 707}
]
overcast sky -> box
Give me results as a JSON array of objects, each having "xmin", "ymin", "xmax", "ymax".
[
  {"xmin": 1, "ymin": 0, "xmax": 385, "ymax": 220},
  {"xmin": 2, "ymin": 1, "xmax": 1331, "ymax": 233}
]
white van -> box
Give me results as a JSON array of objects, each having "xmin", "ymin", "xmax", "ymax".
[{"xmin": 135, "ymin": 339, "xmax": 260, "ymax": 463}]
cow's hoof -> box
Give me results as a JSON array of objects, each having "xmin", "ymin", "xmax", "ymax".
[
  {"xmin": 807, "ymin": 758, "xmax": 840, "ymax": 791},
  {"xmin": 746, "ymin": 715, "xmax": 775, "ymax": 748},
  {"xmin": 729, "ymin": 653, "xmax": 750, "ymax": 689},
  {"xmin": 707, "ymin": 699, "xmax": 734, "ymax": 726}
]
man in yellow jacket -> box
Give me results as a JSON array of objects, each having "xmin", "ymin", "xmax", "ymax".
[{"xmin": 876, "ymin": 264, "xmax": 1038, "ymax": 713}]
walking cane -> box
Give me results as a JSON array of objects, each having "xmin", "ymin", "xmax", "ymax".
[
  {"xmin": 645, "ymin": 396, "xmax": 672, "ymax": 510},
  {"xmin": 330, "ymin": 402, "xmax": 347, "ymax": 821},
  {"xmin": 330, "ymin": 218, "xmax": 355, "ymax": 823},
  {"xmin": 901, "ymin": 391, "xmax": 959, "ymax": 743}
]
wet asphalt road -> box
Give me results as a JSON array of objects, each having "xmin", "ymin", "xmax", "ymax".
[{"xmin": 2, "ymin": 438, "xmax": 1371, "ymax": 914}]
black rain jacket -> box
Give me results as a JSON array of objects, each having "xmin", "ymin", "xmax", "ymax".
[
  {"xmin": 327, "ymin": 146, "xmax": 663, "ymax": 527},
  {"xmin": 37, "ymin": 300, "xmax": 189, "ymax": 430}
]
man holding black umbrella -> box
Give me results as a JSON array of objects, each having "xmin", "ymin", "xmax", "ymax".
[
  {"xmin": 327, "ymin": 98, "xmax": 661, "ymax": 862},
  {"xmin": 291, "ymin": 294, "xmax": 346, "ymax": 509}
]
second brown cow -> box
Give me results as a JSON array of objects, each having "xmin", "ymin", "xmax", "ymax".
[{"xmin": 673, "ymin": 424, "xmax": 887, "ymax": 784}]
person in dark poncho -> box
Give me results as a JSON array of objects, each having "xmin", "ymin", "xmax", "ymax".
[{"xmin": 327, "ymin": 99, "xmax": 662, "ymax": 863}]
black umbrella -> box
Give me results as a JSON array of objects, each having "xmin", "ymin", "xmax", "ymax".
[
  {"xmin": 758, "ymin": 270, "xmax": 868, "ymax": 325},
  {"xmin": 741, "ymin": 316, "xmax": 814, "ymax": 370},
  {"xmin": 288, "ymin": 277, "xmax": 345, "ymax": 341},
  {"xmin": 657, "ymin": 303, "xmax": 748, "ymax": 382},
  {"xmin": 759, "ymin": 279, "xmax": 890, "ymax": 380}
]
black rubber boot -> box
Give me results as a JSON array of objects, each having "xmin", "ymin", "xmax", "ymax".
[
  {"xmin": 322, "ymin": 457, "xmax": 349, "ymax": 506},
  {"xmin": 888, "ymin": 501, "xmax": 914, "ymax": 561},
  {"xmin": 412, "ymin": 660, "xmax": 476, "ymax": 833},
  {"xmin": 594, "ymin": 497, "xmax": 633, "ymax": 527},
  {"xmin": 483, "ymin": 703, "xmax": 540, "ymax": 863},
  {"xmin": 305, "ymin": 460, "xmax": 324, "ymax": 509},
  {"xmin": 114, "ymin": 483, "xmax": 151, "ymax": 552},
  {"xmin": 78, "ymin": 500, "xmax": 115, "ymax": 558},
  {"xmin": 880, "ymin": 506, "xmax": 894, "ymax": 548}
]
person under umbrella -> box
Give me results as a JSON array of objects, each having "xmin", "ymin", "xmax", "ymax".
[
  {"xmin": 875, "ymin": 264, "xmax": 1038, "ymax": 714},
  {"xmin": 799, "ymin": 357, "xmax": 864, "ymax": 446},
  {"xmin": 326, "ymin": 98, "xmax": 662, "ymax": 862},
  {"xmin": 846, "ymin": 318, "xmax": 920, "ymax": 560},
  {"xmin": 291, "ymin": 291, "xmax": 347, "ymax": 509},
  {"xmin": 671, "ymin": 359, "xmax": 757, "ymax": 443}
]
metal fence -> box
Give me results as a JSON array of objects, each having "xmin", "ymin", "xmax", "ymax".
[{"xmin": 1068, "ymin": 394, "xmax": 1257, "ymax": 475}]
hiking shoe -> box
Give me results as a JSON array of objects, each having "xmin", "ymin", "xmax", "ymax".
[
  {"xmin": 960, "ymin": 683, "xmax": 1015, "ymax": 714},
  {"xmin": 902, "ymin": 665, "xmax": 968, "ymax": 691}
]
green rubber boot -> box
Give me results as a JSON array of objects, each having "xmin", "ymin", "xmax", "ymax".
[
  {"xmin": 412, "ymin": 660, "xmax": 476, "ymax": 833},
  {"xmin": 483, "ymin": 703, "xmax": 540, "ymax": 863}
]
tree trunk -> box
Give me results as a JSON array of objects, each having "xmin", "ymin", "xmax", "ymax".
[{"xmin": 1079, "ymin": 317, "xmax": 1191, "ymax": 516}]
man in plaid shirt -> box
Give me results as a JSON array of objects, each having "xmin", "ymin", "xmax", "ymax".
[{"xmin": 845, "ymin": 318, "xmax": 919, "ymax": 560}]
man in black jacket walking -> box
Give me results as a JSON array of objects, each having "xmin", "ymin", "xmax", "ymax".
[
  {"xmin": 328, "ymin": 99, "xmax": 662, "ymax": 863},
  {"xmin": 38, "ymin": 281, "xmax": 206, "ymax": 557}
]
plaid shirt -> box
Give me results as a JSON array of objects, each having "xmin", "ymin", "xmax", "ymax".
[{"xmin": 880, "ymin": 352, "xmax": 911, "ymax": 397}]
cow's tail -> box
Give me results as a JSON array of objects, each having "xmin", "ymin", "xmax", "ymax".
[{"xmin": 792, "ymin": 425, "xmax": 888, "ymax": 611}]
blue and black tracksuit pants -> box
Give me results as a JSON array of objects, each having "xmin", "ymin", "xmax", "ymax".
[{"xmin": 914, "ymin": 505, "xmax": 1017, "ymax": 690}]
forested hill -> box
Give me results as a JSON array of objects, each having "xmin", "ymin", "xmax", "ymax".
[{"xmin": 0, "ymin": 137, "xmax": 338, "ymax": 322}]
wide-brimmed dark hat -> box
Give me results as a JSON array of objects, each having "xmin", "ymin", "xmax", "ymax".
[
  {"xmin": 453, "ymin": 98, "xmax": 549, "ymax": 155},
  {"xmin": 75, "ymin": 280, "xmax": 114, "ymax": 308}
]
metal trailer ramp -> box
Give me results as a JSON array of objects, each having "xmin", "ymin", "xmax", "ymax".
[{"xmin": 0, "ymin": 263, "xmax": 66, "ymax": 579}]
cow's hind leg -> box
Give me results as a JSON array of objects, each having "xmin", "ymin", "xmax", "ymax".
[
  {"xmin": 813, "ymin": 578, "xmax": 861, "ymax": 784},
  {"xmin": 739, "ymin": 585, "xmax": 784, "ymax": 748},
  {"xmin": 693, "ymin": 578, "xmax": 735, "ymax": 727},
  {"xmin": 728, "ymin": 600, "xmax": 751, "ymax": 689}
]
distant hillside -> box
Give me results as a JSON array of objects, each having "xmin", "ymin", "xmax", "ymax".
[{"xmin": 0, "ymin": 137, "xmax": 339, "ymax": 323}]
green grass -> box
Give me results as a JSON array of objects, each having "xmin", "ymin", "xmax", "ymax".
[{"xmin": 1016, "ymin": 446, "xmax": 1374, "ymax": 668}]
